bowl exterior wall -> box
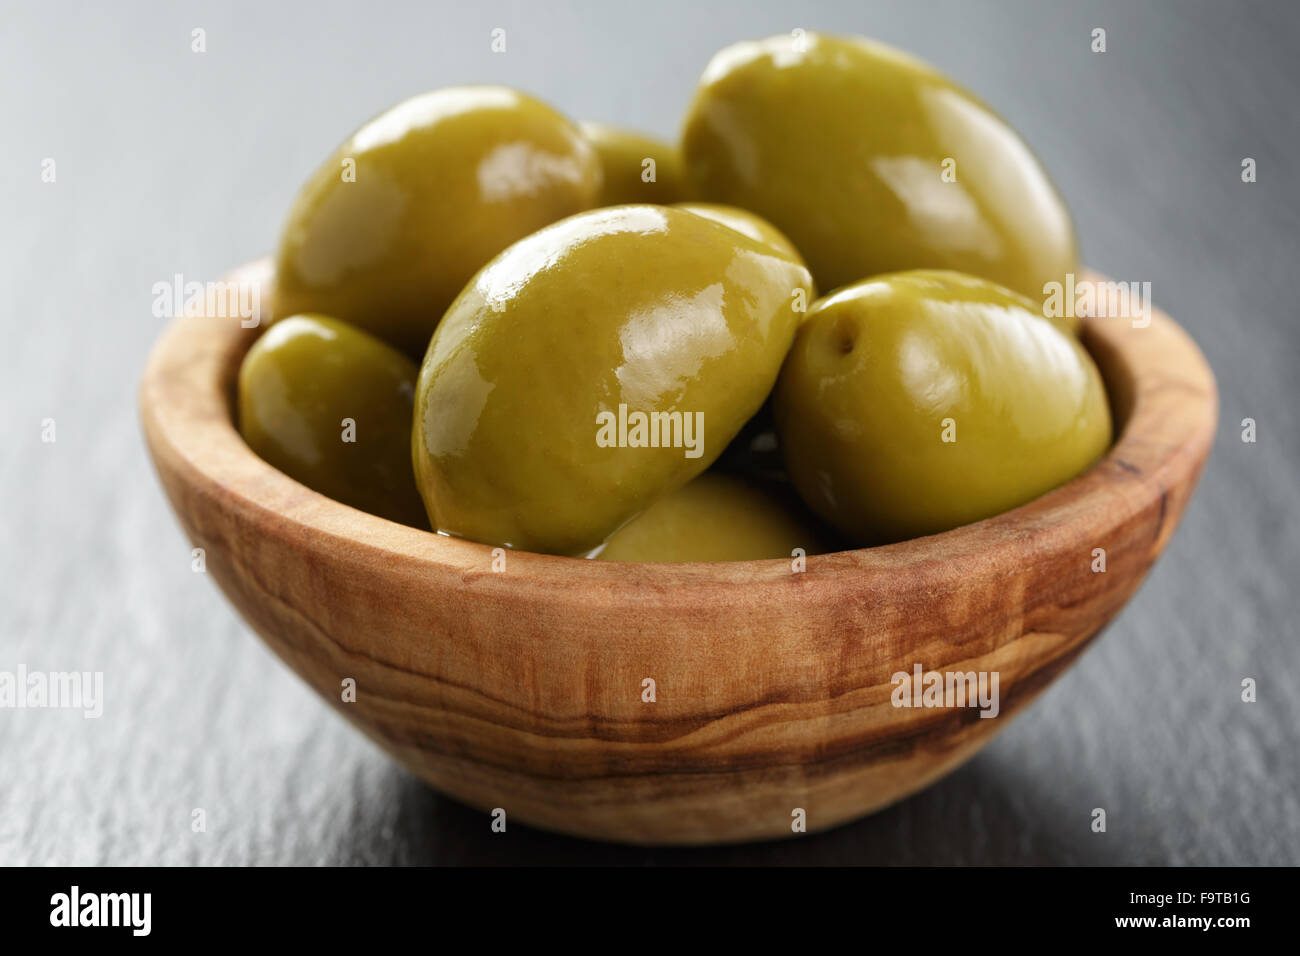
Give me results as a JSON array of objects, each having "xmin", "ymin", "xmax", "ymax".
[{"xmin": 141, "ymin": 262, "xmax": 1215, "ymax": 844}]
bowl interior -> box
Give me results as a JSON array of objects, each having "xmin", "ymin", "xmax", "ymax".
[{"xmin": 201, "ymin": 264, "xmax": 1172, "ymax": 570}]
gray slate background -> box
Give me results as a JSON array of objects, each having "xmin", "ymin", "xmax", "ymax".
[{"xmin": 1, "ymin": 0, "xmax": 1297, "ymax": 865}]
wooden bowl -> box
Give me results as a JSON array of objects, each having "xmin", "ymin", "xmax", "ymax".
[{"xmin": 140, "ymin": 259, "xmax": 1216, "ymax": 845}]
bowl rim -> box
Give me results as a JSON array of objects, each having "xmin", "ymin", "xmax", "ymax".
[{"xmin": 140, "ymin": 259, "xmax": 1218, "ymax": 597}]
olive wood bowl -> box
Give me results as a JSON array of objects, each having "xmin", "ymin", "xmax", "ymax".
[{"xmin": 140, "ymin": 259, "xmax": 1216, "ymax": 845}]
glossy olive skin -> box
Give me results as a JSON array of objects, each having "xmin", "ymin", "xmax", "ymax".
[
  {"xmin": 275, "ymin": 87, "xmax": 602, "ymax": 356},
  {"xmin": 671, "ymin": 205, "xmax": 808, "ymax": 483},
  {"xmin": 597, "ymin": 472, "xmax": 829, "ymax": 562},
  {"xmin": 413, "ymin": 205, "xmax": 814, "ymax": 556},
  {"xmin": 774, "ymin": 271, "xmax": 1112, "ymax": 545},
  {"xmin": 673, "ymin": 203, "xmax": 807, "ymax": 268},
  {"xmin": 239, "ymin": 314, "xmax": 428, "ymax": 528},
  {"xmin": 581, "ymin": 121, "xmax": 685, "ymax": 206},
  {"xmin": 681, "ymin": 33, "xmax": 1079, "ymax": 304}
]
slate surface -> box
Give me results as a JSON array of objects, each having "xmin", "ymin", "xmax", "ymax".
[{"xmin": 1, "ymin": 0, "xmax": 1296, "ymax": 865}]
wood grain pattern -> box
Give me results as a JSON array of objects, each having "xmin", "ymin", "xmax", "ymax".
[{"xmin": 138, "ymin": 259, "xmax": 1217, "ymax": 845}]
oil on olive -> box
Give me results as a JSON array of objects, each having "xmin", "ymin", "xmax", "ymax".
[
  {"xmin": 581, "ymin": 121, "xmax": 685, "ymax": 206},
  {"xmin": 238, "ymin": 314, "xmax": 428, "ymax": 529},
  {"xmin": 274, "ymin": 86, "xmax": 602, "ymax": 357},
  {"xmin": 412, "ymin": 205, "xmax": 815, "ymax": 556},
  {"xmin": 681, "ymin": 32, "xmax": 1079, "ymax": 309},
  {"xmin": 596, "ymin": 472, "xmax": 830, "ymax": 562},
  {"xmin": 774, "ymin": 271, "xmax": 1112, "ymax": 545}
]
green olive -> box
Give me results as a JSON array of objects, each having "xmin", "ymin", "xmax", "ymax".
[
  {"xmin": 581, "ymin": 121, "xmax": 685, "ymax": 206},
  {"xmin": 671, "ymin": 205, "xmax": 808, "ymax": 487},
  {"xmin": 681, "ymin": 32, "xmax": 1079, "ymax": 309},
  {"xmin": 412, "ymin": 204, "xmax": 814, "ymax": 555},
  {"xmin": 238, "ymin": 314, "xmax": 427, "ymax": 528},
  {"xmin": 274, "ymin": 86, "xmax": 602, "ymax": 357},
  {"xmin": 673, "ymin": 202, "xmax": 807, "ymax": 268},
  {"xmin": 774, "ymin": 270, "xmax": 1111, "ymax": 544},
  {"xmin": 596, "ymin": 472, "xmax": 830, "ymax": 562}
]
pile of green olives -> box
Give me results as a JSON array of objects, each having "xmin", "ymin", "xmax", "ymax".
[{"xmin": 239, "ymin": 31, "xmax": 1112, "ymax": 563}]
